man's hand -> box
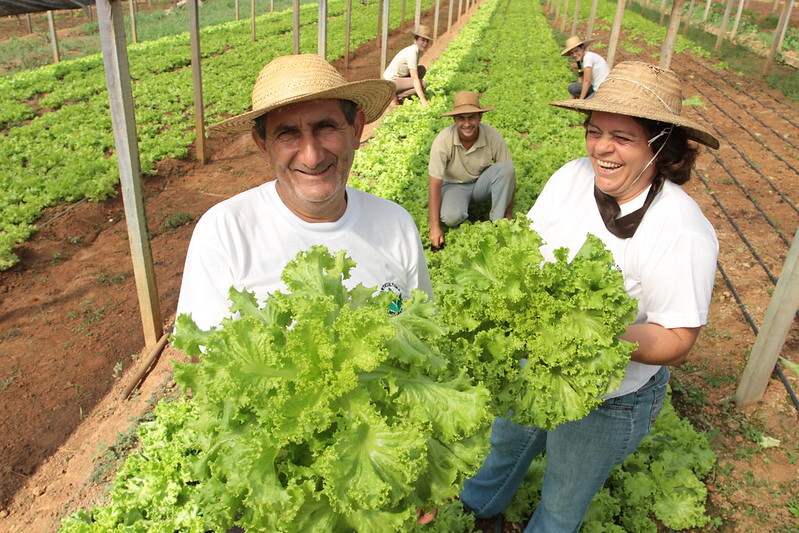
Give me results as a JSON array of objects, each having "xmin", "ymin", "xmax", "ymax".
[
  {"xmin": 429, "ymin": 225, "xmax": 445, "ymax": 250},
  {"xmin": 416, "ymin": 508, "xmax": 438, "ymax": 524}
]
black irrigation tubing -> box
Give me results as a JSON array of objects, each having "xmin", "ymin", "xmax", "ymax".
[
  {"xmin": 701, "ymin": 146, "xmax": 793, "ymax": 248},
  {"xmin": 693, "ymin": 106, "xmax": 799, "ymax": 220},
  {"xmin": 694, "ymin": 167, "xmax": 779, "ymax": 285},
  {"xmin": 681, "ymin": 53, "xmax": 799, "ymax": 120},
  {"xmin": 716, "ymin": 261, "xmax": 799, "ymax": 413},
  {"xmin": 673, "ymin": 57, "xmax": 799, "ymax": 153},
  {"xmin": 679, "ymin": 74, "xmax": 799, "ymax": 181}
]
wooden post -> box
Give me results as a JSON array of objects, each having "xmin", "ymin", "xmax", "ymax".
[
  {"xmin": 318, "ymin": 0, "xmax": 328, "ymax": 59},
  {"xmin": 772, "ymin": 0, "xmax": 780, "ymax": 13},
  {"xmin": 703, "ymin": 0, "xmax": 713, "ymax": 21},
  {"xmin": 606, "ymin": 0, "xmax": 626, "ymax": 68},
  {"xmin": 345, "ymin": 0, "xmax": 353, "ymax": 67},
  {"xmin": 560, "ymin": 0, "xmax": 569, "ymax": 32},
  {"xmin": 271, "ymin": 0, "xmax": 274, "ymax": 13},
  {"xmin": 735, "ymin": 228, "xmax": 799, "ymax": 407},
  {"xmin": 251, "ymin": 0, "xmax": 256, "ymax": 41},
  {"xmin": 377, "ymin": 0, "xmax": 383, "ymax": 41},
  {"xmin": 683, "ymin": 0, "xmax": 696, "ymax": 34},
  {"xmin": 293, "ymin": 0, "xmax": 300, "ymax": 54},
  {"xmin": 26, "ymin": 13, "xmax": 34, "ymax": 33},
  {"xmin": 776, "ymin": 0, "xmax": 794, "ymax": 51},
  {"xmin": 458, "ymin": 0, "xmax": 463, "ymax": 20},
  {"xmin": 571, "ymin": 0, "xmax": 582, "ymax": 35},
  {"xmin": 764, "ymin": 0, "xmax": 793, "ymax": 75},
  {"xmin": 586, "ymin": 0, "xmax": 598, "ymax": 39},
  {"xmin": 730, "ymin": 0, "xmax": 745, "ymax": 38},
  {"xmin": 661, "ymin": 0, "xmax": 685, "ymax": 68},
  {"xmin": 659, "ymin": 0, "xmax": 668, "ymax": 23},
  {"xmin": 95, "ymin": 0, "xmax": 163, "ymax": 349},
  {"xmin": 434, "ymin": 0, "xmax": 441, "ymax": 38},
  {"xmin": 715, "ymin": 0, "xmax": 734, "ymax": 52},
  {"xmin": 448, "ymin": 0, "xmax": 454, "ymax": 31},
  {"xmin": 380, "ymin": 0, "xmax": 391, "ymax": 74},
  {"xmin": 47, "ymin": 11, "xmax": 60, "ymax": 63},
  {"xmin": 129, "ymin": 0, "xmax": 138, "ymax": 44},
  {"xmin": 189, "ymin": 0, "xmax": 206, "ymax": 165},
  {"xmin": 415, "ymin": 0, "xmax": 422, "ymax": 28},
  {"xmin": 235, "ymin": 0, "xmax": 239, "ymax": 21}
]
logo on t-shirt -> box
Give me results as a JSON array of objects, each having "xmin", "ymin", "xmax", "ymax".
[{"xmin": 380, "ymin": 282, "xmax": 404, "ymax": 315}]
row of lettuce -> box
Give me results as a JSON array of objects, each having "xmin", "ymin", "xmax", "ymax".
[
  {"xmin": 0, "ymin": 0, "xmax": 434, "ymax": 270},
  {"xmin": 58, "ymin": 0, "xmax": 718, "ymax": 531}
]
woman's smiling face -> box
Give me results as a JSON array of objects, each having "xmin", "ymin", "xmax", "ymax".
[{"xmin": 585, "ymin": 111, "xmax": 657, "ymax": 204}]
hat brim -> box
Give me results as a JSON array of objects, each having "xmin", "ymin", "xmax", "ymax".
[
  {"xmin": 549, "ymin": 98, "xmax": 720, "ymax": 149},
  {"xmin": 561, "ymin": 39, "xmax": 591, "ymax": 56},
  {"xmin": 441, "ymin": 105, "xmax": 495, "ymax": 117},
  {"xmin": 209, "ymin": 78, "xmax": 396, "ymax": 133}
]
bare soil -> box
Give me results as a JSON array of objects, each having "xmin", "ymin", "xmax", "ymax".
[{"xmin": 1, "ymin": 1, "xmax": 798, "ymax": 532}]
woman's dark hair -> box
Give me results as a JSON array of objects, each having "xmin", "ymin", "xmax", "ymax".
[
  {"xmin": 583, "ymin": 114, "xmax": 699, "ymax": 185},
  {"xmin": 252, "ymin": 99, "xmax": 358, "ymax": 140}
]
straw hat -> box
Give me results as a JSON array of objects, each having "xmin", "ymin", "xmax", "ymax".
[
  {"xmin": 209, "ymin": 54, "xmax": 395, "ymax": 133},
  {"xmin": 561, "ymin": 35, "xmax": 592, "ymax": 56},
  {"xmin": 441, "ymin": 91, "xmax": 495, "ymax": 117},
  {"xmin": 549, "ymin": 61, "xmax": 720, "ymax": 149},
  {"xmin": 413, "ymin": 24, "xmax": 434, "ymax": 41}
]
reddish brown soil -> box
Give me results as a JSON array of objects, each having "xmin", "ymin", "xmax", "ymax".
[{"xmin": 1, "ymin": 1, "xmax": 798, "ymax": 532}]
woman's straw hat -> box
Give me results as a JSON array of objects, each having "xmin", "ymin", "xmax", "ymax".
[
  {"xmin": 413, "ymin": 24, "xmax": 434, "ymax": 41},
  {"xmin": 549, "ymin": 61, "xmax": 720, "ymax": 149},
  {"xmin": 441, "ymin": 91, "xmax": 495, "ymax": 116},
  {"xmin": 209, "ymin": 54, "xmax": 395, "ymax": 133},
  {"xmin": 561, "ymin": 35, "xmax": 592, "ymax": 56}
]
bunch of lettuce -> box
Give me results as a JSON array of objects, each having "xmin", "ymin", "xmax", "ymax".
[
  {"xmin": 428, "ymin": 216, "xmax": 638, "ymax": 430},
  {"xmin": 61, "ymin": 246, "xmax": 492, "ymax": 533}
]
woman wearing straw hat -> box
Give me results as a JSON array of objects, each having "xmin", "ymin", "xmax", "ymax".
[
  {"xmin": 562, "ymin": 35, "xmax": 610, "ymax": 100},
  {"xmin": 382, "ymin": 24, "xmax": 433, "ymax": 105},
  {"xmin": 460, "ymin": 61, "xmax": 720, "ymax": 531},
  {"xmin": 428, "ymin": 91, "xmax": 516, "ymax": 249},
  {"xmin": 177, "ymin": 54, "xmax": 433, "ymax": 333}
]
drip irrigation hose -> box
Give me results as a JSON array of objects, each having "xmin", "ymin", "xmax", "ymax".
[
  {"xmin": 681, "ymin": 54, "xmax": 799, "ymax": 129},
  {"xmin": 673, "ymin": 57, "xmax": 799, "ymax": 153},
  {"xmin": 694, "ymin": 168, "xmax": 779, "ymax": 285},
  {"xmin": 701, "ymin": 147, "xmax": 793, "ymax": 248},
  {"xmin": 693, "ymin": 106, "xmax": 799, "ymax": 218},
  {"xmin": 38, "ymin": 197, "xmax": 88, "ymax": 228}
]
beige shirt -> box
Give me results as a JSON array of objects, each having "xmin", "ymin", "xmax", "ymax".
[
  {"xmin": 383, "ymin": 44, "xmax": 420, "ymax": 81},
  {"xmin": 428, "ymin": 123, "xmax": 512, "ymax": 184}
]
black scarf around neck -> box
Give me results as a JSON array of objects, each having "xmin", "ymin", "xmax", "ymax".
[{"xmin": 593, "ymin": 178, "xmax": 664, "ymax": 239}]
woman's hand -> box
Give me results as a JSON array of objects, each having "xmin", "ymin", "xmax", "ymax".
[{"xmin": 416, "ymin": 508, "xmax": 438, "ymax": 524}]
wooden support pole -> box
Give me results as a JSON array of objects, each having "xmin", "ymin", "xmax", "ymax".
[
  {"xmin": 251, "ymin": 0, "xmax": 256, "ymax": 41},
  {"xmin": 26, "ymin": 13, "xmax": 34, "ymax": 33},
  {"xmin": 659, "ymin": 0, "xmax": 668, "ymax": 23},
  {"xmin": 448, "ymin": 0, "xmax": 453, "ymax": 31},
  {"xmin": 380, "ymin": 0, "xmax": 391, "ymax": 74},
  {"xmin": 776, "ymin": 0, "xmax": 794, "ymax": 50},
  {"xmin": 683, "ymin": 0, "xmax": 696, "ymax": 34},
  {"xmin": 730, "ymin": 0, "xmax": 745, "ymax": 38},
  {"xmin": 235, "ymin": 0, "xmax": 239, "ymax": 21},
  {"xmin": 318, "ymin": 0, "xmax": 328, "ymax": 59},
  {"xmin": 96, "ymin": 0, "xmax": 162, "ymax": 349},
  {"xmin": 764, "ymin": 0, "xmax": 793, "ymax": 75},
  {"xmin": 703, "ymin": 0, "xmax": 713, "ymax": 21},
  {"xmin": 661, "ymin": 0, "xmax": 685, "ymax": 68},
  {"xmin": 736, "ymin": 228, "xmax": 799, "ymax": 407},
  {"xmin": 434, "ymin": 0, "xmax": 441, "ymax": 38},
  {"xmin": 129, "ymin": 0, "xmax": 138, "ymax": 44},
  {"xmin": 586, "ymin": 0, "xmax": 598, "ymax": 39},
  {"xmin": 715, "ymin": 0, "xmax": 734, "ymax": 52},
  {"xmin": 345, "ymin": 0, "xmax": 353, "ymax": 68},
  {"xmin": 189, "ymin": 0, "xmax": 206, "ymax": 165},
  {"xmin": 560, "ymin": 0, "xmax": 569, "ymax": 32},
  {"xmin": 571, "ymin": 0, "xmax": 582, "ymax": 36},
  {"xmin": 606, "ymin": 0, "xmax": 626, "ymax": 68},
  {"xmin": 293, "ymin": 0, "xmax": 300, "ymax": 53},
  {"xmin": 415, "ymin": 0, "xmax": 422, "ymax": 28},
  {"xmin": 47, "ymin": 11, "xmax": 60, "ymax": 63}
]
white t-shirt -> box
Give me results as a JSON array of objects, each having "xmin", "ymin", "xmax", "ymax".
[
  {"xmin": 383, "ymin": 44, "xmax": 420, "ymax": 81},
  {"xmin": 528, "ymin": 158, "xmax": 718, "ymax": 397},
  {"xmin": 177, "ymin": 181, "xmax": 433, "ymax": 331},
  {"xmin": 583, "ymin": 50, "xmax": 610, "ymax": 91}
]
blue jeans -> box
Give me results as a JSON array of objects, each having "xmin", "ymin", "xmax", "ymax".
[{"xmin": 460, "ymin": 366, "xmax": 669, "ymax": 532}]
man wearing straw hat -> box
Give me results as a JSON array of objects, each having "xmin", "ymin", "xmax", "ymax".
[
  {"xmin": 427, "ymin": 91, "xmax": 516, "ymax": 249},
  {"xmin": 176, "ymin": 54, "xmax": 433, "ymax": 332},
  {"xmin": 460, "ymin": 61, "xmax": 719, "ymax": 531},
  {"xmin": 382, "ymin": 24, "xmax": 433, "ymax": 105},
  {"xmin": 562, "ymin": 35, "xmax": 610, "ymax": 100}
]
